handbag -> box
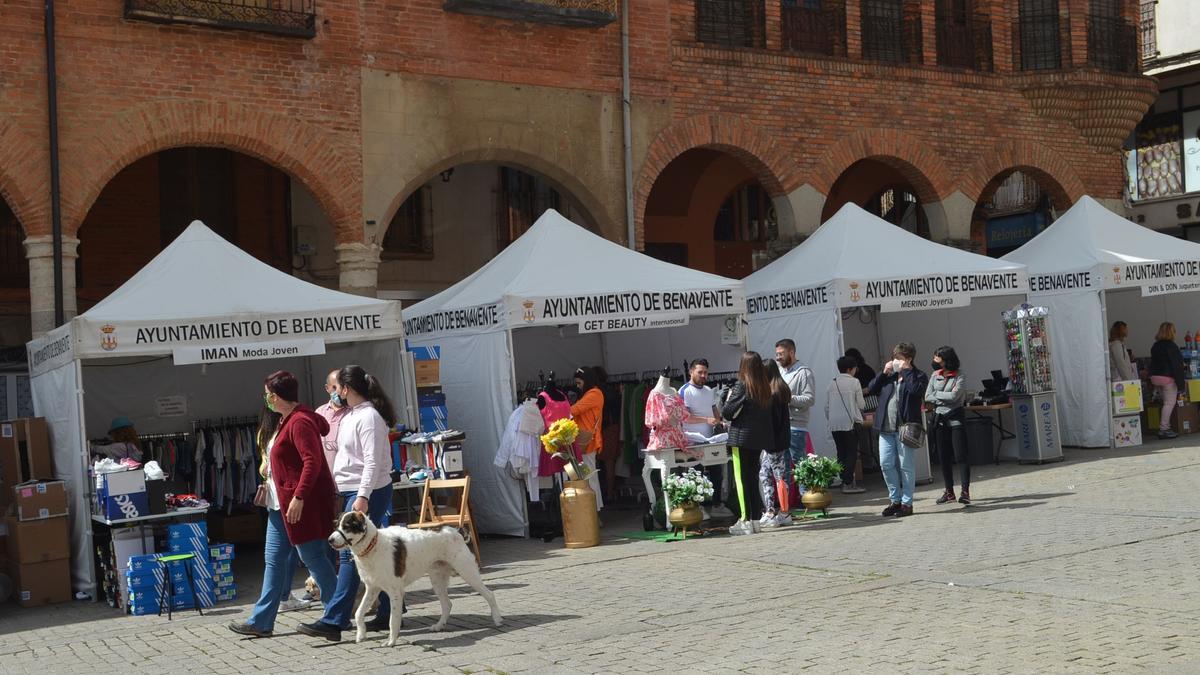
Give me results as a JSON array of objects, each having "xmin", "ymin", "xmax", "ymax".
[{"xmin": 899, "ymin": 422, "xmax": 925, "ymax": 449}]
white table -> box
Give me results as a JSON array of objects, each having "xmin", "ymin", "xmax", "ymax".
[
  {"xmin": 640, "ymin": 443, "xmax": 730, "ymax": 511},
  {"xmin": 91, "ymin": 505, "xmax": 209, "ymax": 527}
]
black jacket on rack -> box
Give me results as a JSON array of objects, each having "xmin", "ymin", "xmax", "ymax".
[{"xmin": 721, "ymin": 382, "xmax": 778, "ymax": 451}]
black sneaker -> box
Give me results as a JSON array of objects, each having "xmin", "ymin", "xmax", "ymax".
[
  {"xmin": 959, "ymin": 490, "xmax": 971, "ymax": 506},
  {"xmin": 228, "ymin": 621, "xmax": 272, "ymax": 638},
  {"xmin": 362, "ymin": 615, "xmax": 390, "ymax": 632},
  {"xmin": 296, "ymin": 620, "xmax": 342, "ymax": 641},
  {"xmin": 1159, "ymin": 430, "xmax": 1179, "ymax": 439},
  {"xmin": 896, "ymin": 504, "xmax": 914, "ymax": 517},
  {"xmin": 936, "ymin": 491, "xmax": 957, "ymax": 505},
  {"xmin": 882, "ymin": 502, "xmax": 902, "ymax": 517}
]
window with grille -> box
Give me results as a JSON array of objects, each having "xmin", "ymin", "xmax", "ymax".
[
  {"xmin": 383, "ymin": 186, "xmax": 434, "ymax": 259},
  {"xmin": 1018, "ymin": 0, "xmax": 1061, "ymax": 71},
  {"xmin": 695, "ymin": 0, "xmax": 766, "ymax": 48},
  {"xmin": 936, "ymin": 0, "xmax": 991, "ymax": 70},
  {"xmin": 1141, "ymin": 0, "xmax": 1157, "ymax": 61},
  {"xmin": 497, "ymin": 168, "xmax": 564, "ymax": 251}
]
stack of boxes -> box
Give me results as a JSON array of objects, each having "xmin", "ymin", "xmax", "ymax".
[
  {"xmin": 413, "ymin": 346, "xmax": 446, "ymax": 431},
  {"xmin": 210, "ymin": 542, "xmax": 236, "ymax": 601},
  {"xmin": 6, "ymin": 479, "xmax": 71, "ymax": 607},
  {"xmin": 167, "ymin": 522, "xmax": 215, "ymax": 608}
]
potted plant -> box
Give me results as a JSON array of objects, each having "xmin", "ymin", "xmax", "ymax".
[
  {"xmin": 793, "ymin": 453, "xmax": 843, "ymax": 513},
  {"xmin": 662, "ymin": 468, "xmax": 714, "ymax": 536}
]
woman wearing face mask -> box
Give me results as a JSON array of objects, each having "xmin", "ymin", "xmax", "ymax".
[
  {"xmin": 229, "ymin": 372, "xmax": 339, "ymax": 638},
  {"xmin": 867, "ymin": 343, "xmax": 928, "ymax": 517},
  {"xmin": 298, "ymin": 365, "xmax": 399, "ymax": 642},
  {"xmin": 925, "ymin": 346, "xmax": 969, "ymax": 506}
]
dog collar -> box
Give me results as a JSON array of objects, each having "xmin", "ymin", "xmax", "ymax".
[{"xmin": 360, "ymin": 532, "xmax": 379, "ymax": 557}]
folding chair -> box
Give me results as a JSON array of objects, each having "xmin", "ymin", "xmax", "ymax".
[{"xmin": 408, "ymin": 476, "xmax": 481, "ymax": 564}]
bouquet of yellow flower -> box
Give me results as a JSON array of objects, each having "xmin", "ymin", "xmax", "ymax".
[{"xmin": 540, "ymin": 418, "xmax": 588, "ymax": 480}]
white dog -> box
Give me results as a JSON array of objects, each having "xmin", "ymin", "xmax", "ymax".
[{"xmin": 329, "ymin": 510, "xmax": 503, "ymax": 646}]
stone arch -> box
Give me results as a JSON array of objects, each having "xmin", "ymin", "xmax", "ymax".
[
  {"xmin": 960, "ymin": 140, "xmax": 1086, "ymax": 210},
  {"xmin": 635, "ymin": 114, "xmax": 805, "ymax": 246},
  {"xmin": 375, "ymin": 147, "xmax": 612, "ymax": 244},
  {"xmin": 65, "ymin": 100, "xmax": 361, "ymax": 243},
  {"xmin": 0, "ymin": 120, "xmax": 48, "ymax": 237},
  {"xmin": 810, "ymin": 128, "xmax": 949, "ymax": 205}
]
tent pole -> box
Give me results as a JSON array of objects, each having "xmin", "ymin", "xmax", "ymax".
[
  {"xmin": 75, "ymin": 357, "xmax": 96, "ymax": 597},
  {"xmin": 1099, "ymin": 289, "xmax": 1115, "ymax": 448},
  {"xmin": 506, "ymin": 328, "xmax": 518, "ymax": 407}
]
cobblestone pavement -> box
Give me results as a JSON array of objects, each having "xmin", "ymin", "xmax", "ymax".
[{"xmin": 4, "ymin": 439, "xmax": 1200, "ymax": 674}]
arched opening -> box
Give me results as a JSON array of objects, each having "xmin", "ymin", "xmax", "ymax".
[
  {"xmin": 377, "ymin": 163, "xmax": 595, "ymax": 301},
  {"xmin": 0, "ymin": 198, "xmax": 30, "ymax": 349},
  {"xmin": 822, "ymin": 158, "xmax": 932, "ymax": 237},
  {"xmin": 76, "ymin": 147, "xmax": 337, "ymax": 312},
  {"xmin": 642, "ymin": 149, "xmax": 778, "ymax": 278},
  {"xmin": 972, "ymin": 168, "xmax": 1070, "ymax": 257}
]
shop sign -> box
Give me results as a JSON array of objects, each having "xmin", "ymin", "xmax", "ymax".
[
  {"xmin": 403, "ymin": 303, "xmax": 502, "ymax": 337},
  {"xmin": 842, "ymin": 272, "xmax": 1025, "ymax": 312},
  {"xmin": 986, "ymin": 212, "xmax": 1046, "ymax": 250},
  {"xmin": 173, "ymin": 338, "xmax": 326, "ymax": 366},
  {"xmin": 27, "ymin": 327, "xmax": 75, "ymax": 376},
  {"xmin": 745, "ymin": 284, "xmax": 831, "ymax": 318},
  {"xmin": 78, "ymin": 309, "xmax": 399, "ymax": 357},
  {"xmin": 578, "ymin": 313, "xmax": 689, "ymax": 334},
  {"xmin": 1028, "ymin": 271, "xmax": 1095, "ymax": 295},
  {"xmin": 510, "ymin": 289, "xmax": 741, "ymax": 327},
  {"xmin": 1121, "ymin": 260, "xmax": 1200, "ymax": 296}
]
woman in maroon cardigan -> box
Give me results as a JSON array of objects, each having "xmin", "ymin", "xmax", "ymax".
[{"xmin": 230, "ymin": 371, "xmax": 339, "ymax": 638}]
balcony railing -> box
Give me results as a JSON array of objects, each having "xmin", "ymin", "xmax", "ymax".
[
  {"xmin": 780, "ymin": 0, "xmax": 847, "ymax": 57},
  {"xmin": 443, "ymin": 0, "xmax": 617, "ymax": 27},
  {"xmin": 860, "ymin": 0, "xmax": 922, "ymax": 65},
  {"xmin": 124, "ymin": 0, "xmax": 315, "ymax": 37},
  {"xmin": 1013, "ymin": 10, "xmax": 1068, "ymax": 71},
  {"xmin": 936, "ymin": 10, "xmax": 993, "ymax": 71},
  {"xmin": 1088, "ymin": 15, "xmax": 1139, "ymax": 74},
  {"xmin": 696, "ymin": 0, "xmax": 766, "ymax": 49}
]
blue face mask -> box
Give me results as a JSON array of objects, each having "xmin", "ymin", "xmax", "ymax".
[{"xmin": 330, "ymin": 390, "xmax": 344, "ymax": 407}]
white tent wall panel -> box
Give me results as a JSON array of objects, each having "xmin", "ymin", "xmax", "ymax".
[
  {"xmin": 513, "ymin": 326, "xmax": 605, "ymax": 385},
  {"xmin": 1034, "ymin": 292, "xmax": 1110, "ymax": 448},
  {"xmin": 601, "ymin": 317, "xmax": 744, "ymax": 376},
  {"xmin": 409, "ymin": 332, "xmax": 526, "ymax": 538}
]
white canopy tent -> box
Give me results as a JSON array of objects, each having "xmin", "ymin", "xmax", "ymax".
[
  {"xmin": 27, "ymin": 222, "xmax": 411, "ymax": 596},
  {"xmin": 745, "ymin": 203, "xmax": 1029, "ymax": 470},
  {"xmin": 1003, "ymin": 195, "xmax": 1200, "ymax": 447},
  {"xmin": 403, "ymin": 209, "xmax": 746, "ymax": 537}
]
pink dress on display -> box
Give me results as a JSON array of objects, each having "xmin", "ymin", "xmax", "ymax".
[
  {"xmin": 645, "ymin": 389, "xmax": 688, "ymax": 450},
  {"xmin": 537, "ymin": 391, "xmax": 578, "ymax": 476}
]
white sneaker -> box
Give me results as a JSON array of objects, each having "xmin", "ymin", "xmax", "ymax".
[
  {"xmin": 278, "ymin": 593, "xmax": 313, "ymax": 612},
  {"xmin": 760, "ymin": 512, "xmax": 780, "ymax": 528},
  {"xmin": 830, "ymin": 478, "xmax": 843, "ymax": 488},
  {"xmin": 729, "ymin": 519, "xmax": 756, "ymax": 535},
  {"xmin": 701, "ymin": 507, "xmax": 711, "ymax": 521},
  {"xmin": 710, "ymin": 504, "xmax": 734, "ymax": 519},
  {"xmin": 772, "ymin": 513, "xmax": 793, "ymax": 527}
]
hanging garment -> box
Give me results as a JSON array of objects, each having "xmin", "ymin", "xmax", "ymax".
[
  {"xmin": 537, "ymin": 391, "xmax": 575, "ymax": 477},
  {"xmin": 495, "ymin": 405, "xmax": 543, "ymax": 501},
  {"xmin": 646, "ymin": 389, "xmax": 688, "ymax": 451}
]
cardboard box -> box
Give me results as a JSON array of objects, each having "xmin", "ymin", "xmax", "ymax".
[
  {"xmin": 1188, "ymin": 379, "xmax": 1200, "ymax": 402},
  {"xmin": 1113, "ymin": 415, "xmax": 1143, "ymax": 448},
  {"xmin": 10, "ymin": 557, "xmax": 70, "ymax": 607},
  {"xmin": 0, "ymin": 418, "xmax": 54, "ymax": 507},
  {"xmin": 1146, "ymin": 402, "xmax": 1200, "ymax": 435},
  {"xmin": 414, "ymin": 359, "xmax": 440, "ymax": 386},
  {"xmin": 13, "ymin": 480, "xmax": 68, "ymax": 521},
  {"xmin": 208, "ymin": 542, "xmax": 235, "ymax": 561},
  {"xmin": 5, "ymin": 515, "xmax": 69, "ymax": 564},
  {"xmin": 95, "ymin": 469, "xmax": 148, "ymax": 521},
  {"xmin": 113, "ymin": 527, "xmax": 155, "ymax": 606}
]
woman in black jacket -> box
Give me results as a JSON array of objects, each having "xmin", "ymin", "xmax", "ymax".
[
  {"xmin": 762, "ymin": 360, "xmax": 794, "ymax": 526},
  {"xmin": 1150, "ymin": 322, "xmax": 1187, "ymax": 439},
  {"xmin": 867, "ymin": 342, "xmax": 928, "ymax": 517},
  {"xmin": 721, "ymin": 352, "xmax": 777, "ymax": 524}
]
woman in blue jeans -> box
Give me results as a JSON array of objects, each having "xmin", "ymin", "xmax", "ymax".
[
  {"xmin": 867, "ymin": 342, "xmax": 928, "ymax": 518},
  {"xmin": 299, "ymin": 365, "xmax": 399, "ymax": 642},
  {"xmin": 229, "ymin": 372, "xmax": 340, "ymax": 637}
]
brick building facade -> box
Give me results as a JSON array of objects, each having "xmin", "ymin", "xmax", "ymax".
[{"xmin": 0, "ymin": 0, "xmax": 1156, "ymax": 347}]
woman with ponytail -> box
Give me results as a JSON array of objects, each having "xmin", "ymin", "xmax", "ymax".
[{"xmin": 298, "ymin": 365, "xmax": 399, "ymax": 642}]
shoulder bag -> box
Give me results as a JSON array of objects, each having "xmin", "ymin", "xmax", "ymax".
[{"xmin": 897, "ymin": 377, "xmax": 926, "ymax": 448}]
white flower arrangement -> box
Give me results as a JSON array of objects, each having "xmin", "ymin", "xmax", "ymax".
[{"xmin": 663, "ymin": 468, "xmax": 715, "ymax": 507}]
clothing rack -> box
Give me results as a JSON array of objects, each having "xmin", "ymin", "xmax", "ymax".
[
  {"xmin": 191, "ymin": 416, "xmax": 258, "ymax": 430},
  {"xmin": 137, "ymin": 431, "xmax": 190, "ymax": 441}
]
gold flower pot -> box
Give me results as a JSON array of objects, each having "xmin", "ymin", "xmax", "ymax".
[
  {"xmin": 668, "ymin": 502, "xmax": 704, "ymax": 536},
  {"xmin": 560, "ymin": 480, "xmax": 600, "ymax": 549},
  {"xmin": 801, "ymin": 487, "xmax": 833, "ymax": 512}
]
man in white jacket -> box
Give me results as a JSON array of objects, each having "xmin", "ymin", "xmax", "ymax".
[
  {"xmin": 774, "ymin": 339, "xmax": 816, "ymax": 490},
  {"xmin": 826, "ymin": 356, "xmax": 867, "ymax": 493}
]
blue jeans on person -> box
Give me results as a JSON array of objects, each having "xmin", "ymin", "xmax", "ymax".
[
  {"xmin": 788, "ymin": 427, "xmax": 808, "ymax": 494},
  {"xmin": 316, "ymin": 486, "xmax": 393, "ymax": 630},
  {"xmin": 878, "ymin": 431, "xmax": 915, "ymax": 506},
  {"xmin": 247, "ymin": 509, "xmax": 338, "ymax": 632}
]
